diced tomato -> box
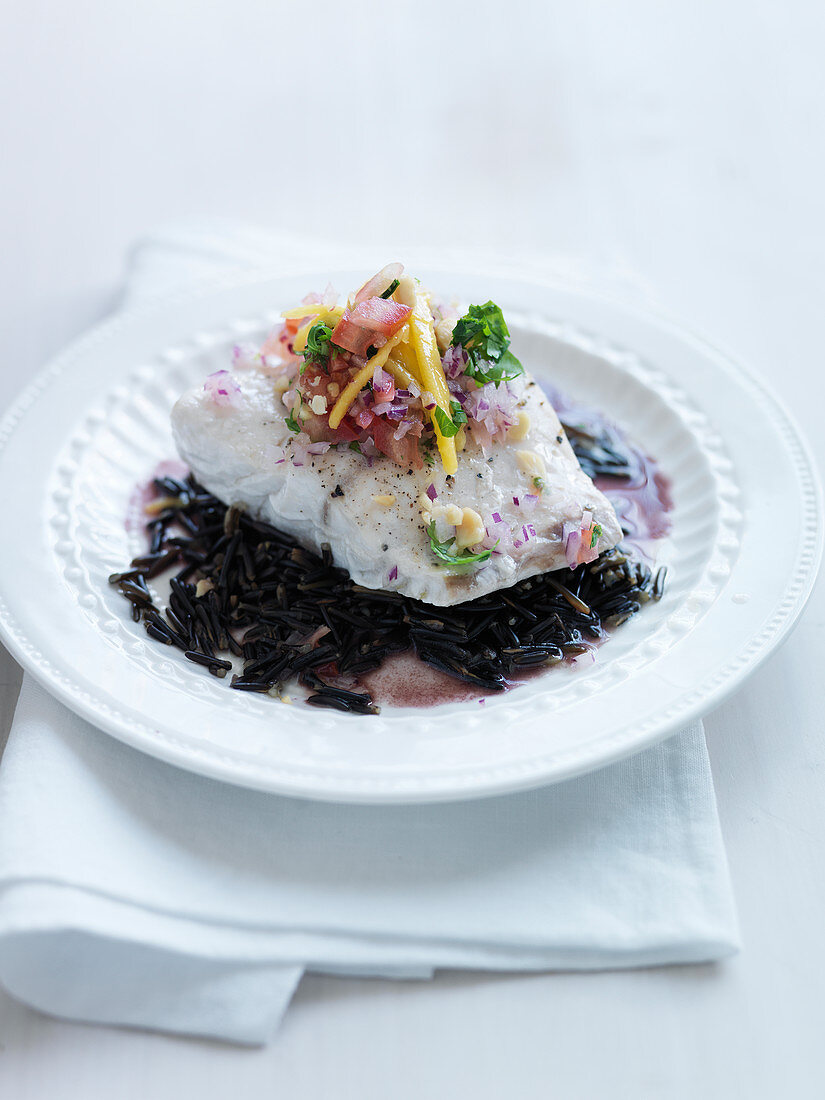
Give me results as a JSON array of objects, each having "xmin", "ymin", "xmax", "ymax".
[
  {"xmin": 331, "ymin": 419, "xmax": 360, "ymax": 443},
  {"xmin": 351, "ymin": 298, "xmax": 411, "ymax": 336},
  {"xmin": 330, "ymin": 315, "xmax": 378, "ymax": 357},
  {"xmin": 332, "ymin": 298, "xmax": 412, "ymax": 355},
  {"xmin": 370, "ymin": 416, "xmax": 424, "ymax": 469}
]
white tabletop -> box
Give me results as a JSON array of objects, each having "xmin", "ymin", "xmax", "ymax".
[{"xmin": 1, "ymin": 2, "xmax": 824, "ymax": 1096}]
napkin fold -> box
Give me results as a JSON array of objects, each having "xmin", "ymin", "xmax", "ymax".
[{"xmin": 0, "ymin": 225, "xmax": 739, "ymax": 1043}]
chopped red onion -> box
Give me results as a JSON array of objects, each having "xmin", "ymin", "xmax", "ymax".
[
  {"xmin": 260, "ymin": 325, "xmax": 285, "ymax": 357},
  {"xmin": 203, "ymin": 370, "xmax": 241, "ymax": 408},
  {"xmin": 388, "ymin": 565, "xmax": 398, "ymax": 581},
  {"xmin": 491, "ymin": 511, "xmax": 502, "ymax": 523},
  {"xmin": 441, "ymin": 345, "xmax": 467, "ymax": 379},
  {"xmin": 393, "ymin": 419, "xmax": 415, "ymax": 441},
  {"xmin": 564, "ymin": 526, "xmax": 582, "ymax": 569},
  {"xmin": 373, "ymin": 371, "xmax": 396, "ymax": 402},
  {"xmin": 426, "ymin": 483, "xmax": 438, "ymax": 501},
  {"xmin": 232, "ymin": 343, "xmax": 263, "ymax": 371},
  {"xmin": 523, "ymin": 494, "xmax": 539, "ymax": 510},
  {"xmin": 354, "ymin": 262, "xmax": 404, "ymax": 305},
  {"xmin": 513, "ymin": 496, "xmax": 520, "ymax": 506},
  {"xmin": 433, "ymin": 514, "xmax": 454, "ymax": 542}
]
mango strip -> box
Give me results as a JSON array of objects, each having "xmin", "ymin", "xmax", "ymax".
[
  {"xmin": 328, "ymin": 329, "xmax": 408, "ymax": 429},
  {"xmin": 408, "ymin": 290, "xmax": 457, "ymax": 474},
  {"xmin": 383, "ymin": 355, "xmax": 419, "ymax": 392}
]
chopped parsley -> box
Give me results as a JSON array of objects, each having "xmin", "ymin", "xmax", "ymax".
[
  {"xmin": 348, "ymin": 441, "xmax": 363, "ymax": 454},
  {"xmin": 450, "ymin": 301, "xmax": 524, "ymax": 386},
  {"xmin": 285, "ymin": 408, "xmax": 301, "ymax": 433},
  {"xmin": 301, "ymin": 322, "xmax": 337, "ymax": 374},
  {"xmin": 427, "ymin": 522, "xmax": 493, "ymax": 566},
  {"xmin": 533, "ymin": 476, "xmax": 545, "ymax": 492},
  {"xmin": 590, "ymin": 523, "xmax": 603, "ymax": 548}
]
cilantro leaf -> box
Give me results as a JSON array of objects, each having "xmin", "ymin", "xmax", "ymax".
[
  {"xmin": 301, "ymin": 323, "xmax": 337, "ymax": 375},
  {"xmin": 450, "ymin": 301, "xmax": 524, "ymax": 385},
  {"xmin": 432, "ymin": 402, "xmax": 467, "ymax": 438},
  {"xmin": 285, "ymin": 409, "xmax": 301, "ymax": 433},
  {"xmin": 450, "ymin": 399, "xmax": 468, "ymax": 426},
  {"xmin": 427, "ymin": 522, "xmax": 493, "ymax": 566},
  {"xmin": 470, "ymin": 349, "xmax": 524, "ymax": 386},
  {"xmin": 590, "ymin": 523, "xmax": 603, "ymax": 548}
]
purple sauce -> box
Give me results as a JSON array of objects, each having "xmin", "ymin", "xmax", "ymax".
[
  {"xmin": 361, "ymin": 652, "xmax": 490, "ymax": 708},
  {"xmin": 126, "ymin": 460, "xmax": 189, "ymax": 534},
  {"xmin": 543, "ymin": 385, "xmax": 673, "ymax": 565}
]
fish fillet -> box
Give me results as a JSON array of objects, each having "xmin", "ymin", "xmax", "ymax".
[{"xmin": 171, "ymin": 369, "xmax": 623, "ymax": 605}]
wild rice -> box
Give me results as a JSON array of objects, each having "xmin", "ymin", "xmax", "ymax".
[{"xmin": 111, "ymin": 464, "xmax": 665, "ymax": 714}]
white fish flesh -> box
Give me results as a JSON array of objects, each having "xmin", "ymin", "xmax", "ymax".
[{"xmin": 171, "ymin": 368, "xmax": 623, "ymax": 605}]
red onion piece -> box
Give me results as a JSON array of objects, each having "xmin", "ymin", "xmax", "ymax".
[
  {"xmin": 354, "ymin": 262, "xmax": 404, "ymax": 305},
  {"xmin": 203, "ymin": 370, "xmax": 241, "ymax": 408}
]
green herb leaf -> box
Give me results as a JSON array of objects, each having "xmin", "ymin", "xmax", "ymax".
[
  {"xmin": 285, "ymin": 410, "xmax": 301, "ymax": 433},
  {"xmin": 450, "ymin": 301, "xmax": 524, "ymax": 385},
  {"xmin": 379, "ymin": 278, "xmax": 400, "ymax": 299},
  {"xmin": 449, "ymin": 399, "xmax": 468, "ymax": 426},
  {"xmin": 532, "ymin": 476, "xmax": 545, "ymax": 492},
  {"xmin": 419, "ymin": 435, "xmax": 436, "ymax": 466},
  {"xmin": 427, "ymin": 522, "xmax": 493, "ymax": 566},
  {"xmin": 432, "ymin": 403, "xmax": 466, "ymax": 438},
  {"xmin": 590, "ymin": 523, "xmax": 603, "ymax": 548},
  {"xmin": 348, "ymin": 441, "xmax": 362, "ymax": 454},
  {"xmin": 301, "ymin": 323, "xmax": 337, "ymax": 375}
]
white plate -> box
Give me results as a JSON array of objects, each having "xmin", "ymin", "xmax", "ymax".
[{"xmin": 0, "ymin": 269, "xmax": 820, "ymax": 802}]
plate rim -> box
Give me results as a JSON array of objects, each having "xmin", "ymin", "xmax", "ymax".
[{"xmin": 0, "ymin": 267, "xmax": 821, "ymax": 802}]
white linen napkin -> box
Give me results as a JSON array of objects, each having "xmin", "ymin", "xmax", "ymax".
[{"xmin": 0, "ymin": 226, "xmax": 739, "ymax": 1044}]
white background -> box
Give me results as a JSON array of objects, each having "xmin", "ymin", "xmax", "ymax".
[{"xmin": 1, "ymin": 1, "xmax": 824, "ymax": 1096}]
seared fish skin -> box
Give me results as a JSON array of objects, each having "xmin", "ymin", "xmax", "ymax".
[{"xmin": 171, "ymin": 369, "xmax": 623, "ymax": 606}]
